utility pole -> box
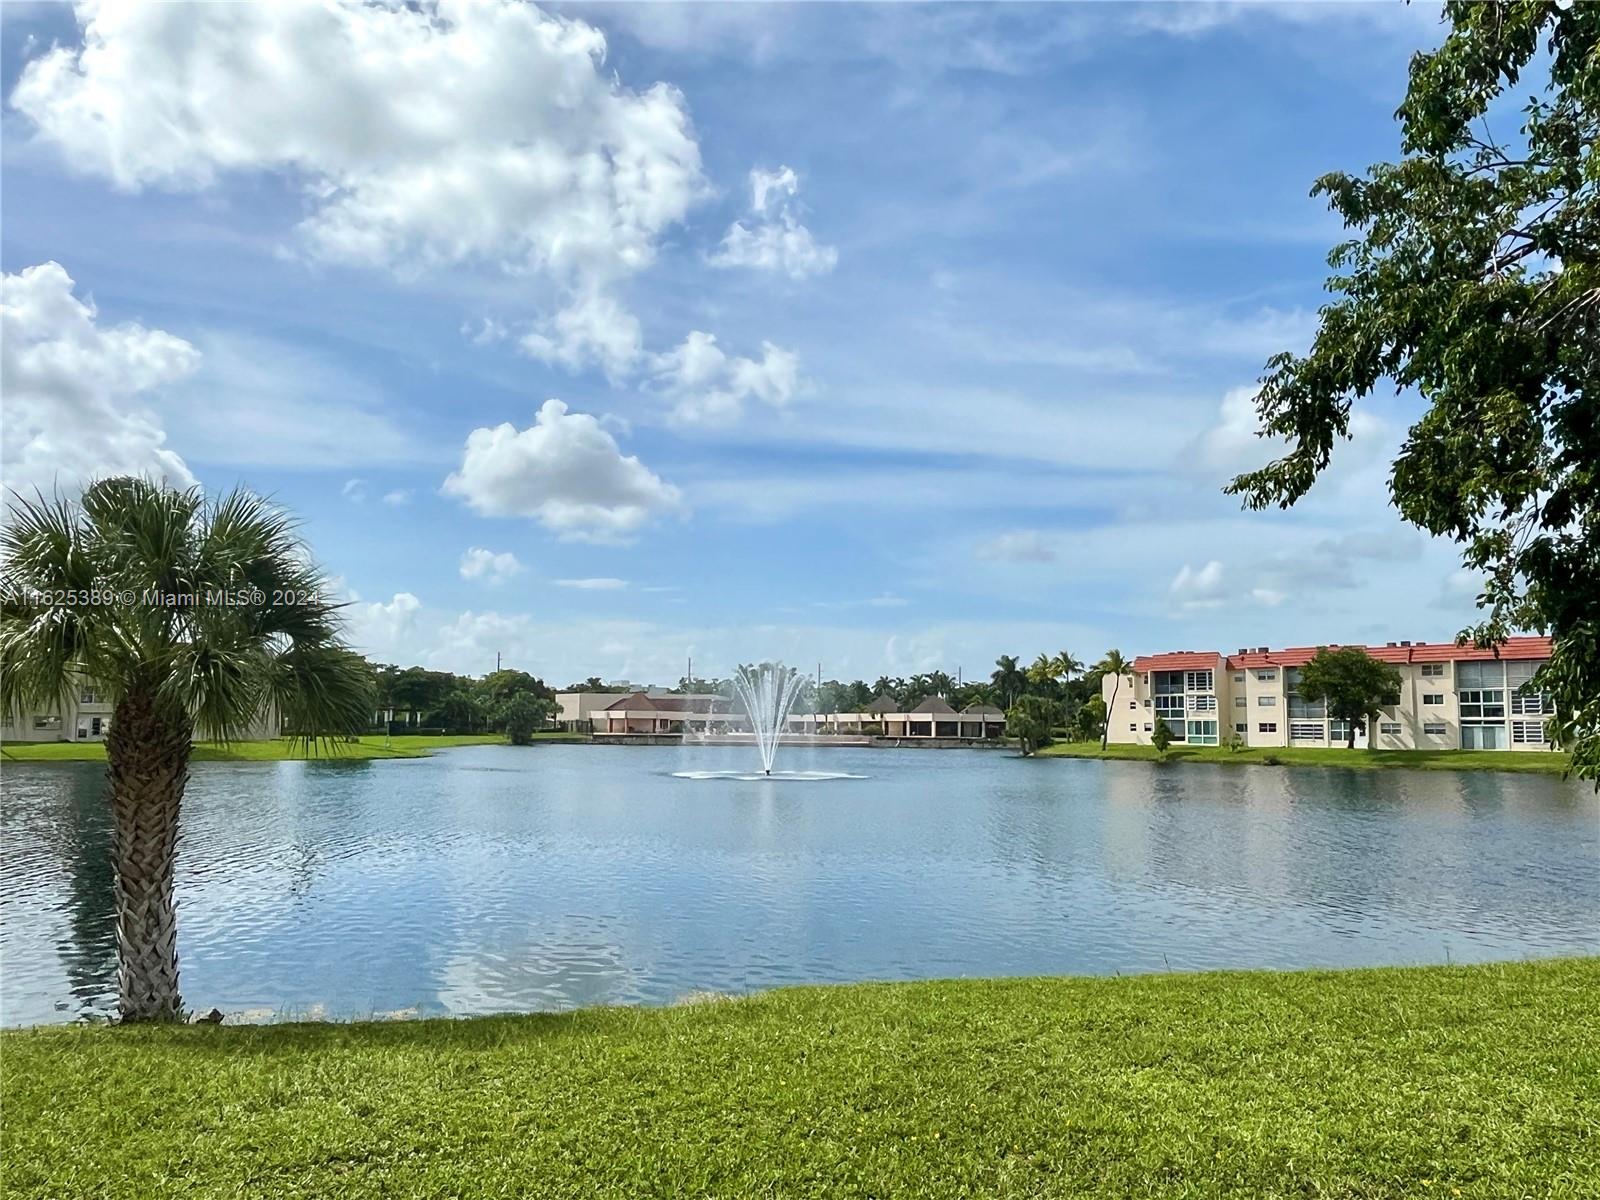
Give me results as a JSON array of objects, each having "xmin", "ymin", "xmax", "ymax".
[{"xmin": 495, "ymin": 651, "xmax": 501, "ymax": 673}]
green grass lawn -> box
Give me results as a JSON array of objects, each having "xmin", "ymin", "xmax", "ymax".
[
  {"xmin": 1038, "ymin": 739, "xmax": 1574, "ymax": 776},
  {"xmin": 4, "ymin": 959, "xmax": 1596, "ymax": 1199},
  {"xmin": 0, "ymin": 732, "xmax": 587, "ymax": 763}
]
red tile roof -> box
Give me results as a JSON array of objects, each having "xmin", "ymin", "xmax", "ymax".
[
  {"xmin": 603, "ymin": 691, "xmax": 729, "ymax": 713},
  {"xmin": 1130, "ymin": 651, "xmax": 1224, "ymax": 673},
  {"xmin": 1135, "ymin": 636, "xmax": 1552, "ymax": 674}
]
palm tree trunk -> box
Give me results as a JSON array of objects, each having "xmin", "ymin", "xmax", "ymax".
[
  {"xmin": 106, "ymin": 690, "xmax": 193, "ymax": 1022},
  {"xmin": 1102, "ymin": 678, "xmax": 1118, "ymax": 750}
]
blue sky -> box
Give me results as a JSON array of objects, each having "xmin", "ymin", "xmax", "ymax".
[{"xmin": 1, "ymin": 1, "xmax": 1485, "ymax": 686}]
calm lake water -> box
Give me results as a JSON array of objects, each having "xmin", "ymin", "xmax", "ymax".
[{"xmin": 3, "ymin": 744, "xmax": 1597, "ymax": 1025}]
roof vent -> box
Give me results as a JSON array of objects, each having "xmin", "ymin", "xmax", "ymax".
[
  {"xmin": 1400, "ymin": 640, "xmax": 1411, "ymax": 647},
  {"xmin": 1387, "ymin": 641, "xmax": 1397, "ymax": 647},
  {"xmin": 1237, "ymin": 647, "xmax": 1248, "ymax": 655}
]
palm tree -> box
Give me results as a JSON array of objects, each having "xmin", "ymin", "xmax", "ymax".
[
  {"xmin": 1027, "ymin": 653, "xmax": 1055, "ymax": 691},
  {"xmin": 991, "ymin": 655, "xmax": 1025, "ymax": 709},
  {"xmin": 958, "ymin": 682, "xmax": 997, "ymax": 709},
  {"xmin": 1051, "ymin": 650, "xmax": 1084, "ymax": 685},
  {"xmin": 1, "ymin": 479, "xmax": 373, "ymax": 1022},
  {"xmin": 1093, "ymin": 649, "xmax": 1133, "ymax": 751}
]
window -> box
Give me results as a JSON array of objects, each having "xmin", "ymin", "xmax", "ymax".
[
  {"xmin": 1234, "ymin": 696, "xmax": 1247, "ymax": 708},
  {"xmin": 1153, "ymin": 671, "xmax": 1186, "ymax": 695},
  {"xmin": 80, "ymin": 687, "xmax": 101, "ymax": 704},
  {"xmin": 1190, "ymin": 694, "xmax": 1216, "ymax": 712},
  {"xmin": 1186, "ymin": 720, "xmax": 1219, "ymax": 745},
  {"xmin": 1380, "ymin": 722, "xmax": 1402, "ymax": 736},
  {"xmin": 1506, "ymin": 660, "xmax": 1542, "ymax": 685},
  {"xmin": 1234, "ymin": 723, "xmax": 1247, "ymax": 734},
  {"xmin": 1185, "ymin": 669, "xmax": 1214, "ymax": 692},
  {"xmin": 1290, "ymin": 721, "xmax": 1323, "ymax": 741},
  {"xmin": 1457, "ymin": 661, "xmax": 1504, "ymax": 689},
  {"xmin": 1462, "ymin": 724, "xmax": 1506, "ymax": 750},
  {"xmin": 1128, "ymin": 700, "xmax": 1136, "ymax": 709},
  {"xmin": 1512, "ymin": 720, "xmax": 1546, "ymax": 745},
  {"xmin": 1421, "ymin": 663, "xmax": 1445, "ymax": 678},
  {"xmin": 1329, "ymin": 719, "xmax": 1352, "ymax": 742},
  {"xmin": 1258, "ymin": 695, "xmax": 1276, "ymax": 706},
  {"xmin": 1423, "ymin": 693, "xmax": 1444, "ymax": 706},
  {"xmin": 1233, "ymin": 673, "xmax": 1245, "ymax": 683},
  {"xmin": 1257, "ymin": 722, "xmax": 1277, "ymax": 734},
  {"xmin": 1256, "ymin": 670, "xmax": 1276, "ymax": 682},
  {"xmin": 1423, "ymin": 721, "xmax": 1448, "ymax": 736},
  {"xmin": 1508, "ymin": 661, "xmax": 1552, "ymax": 715},
  {"xmin": 1459, "ymin": 690, "xmax": 1505, "ymax": 720},
  {"xmin": 1154, "ymin": 695, "xmax": 1185, "ymax": 718},
  {"xmin": 1143, "ymin": 723, "xmax": 1153, "ymax": 732},
  {"xmin": 32, "ymin": 715, "xmax": 62, "ymax": 731},
  {"xmin": 1129, "ymin": 724, "xmax": 1137, "ymax": 732},
  {"xmin": 1285, "ymin": 668, "xmax": 1327, "ymax": 719}
]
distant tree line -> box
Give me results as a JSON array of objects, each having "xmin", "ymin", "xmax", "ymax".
[{"xmin": 367, "ymin": 662, "xmax": 557, "ymax": 742}]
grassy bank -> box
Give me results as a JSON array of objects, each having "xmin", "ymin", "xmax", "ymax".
[
  {"xmin": 5, "ymin": 959, "xmax": 1596, "ymax": 1198},
  {"xmin": 0, "ymin": 732, "xmax": 586, "ymax": 763},
  {"xmin": 1038, "ymin": 739, "xmax": 1573, "ymax": 776}
]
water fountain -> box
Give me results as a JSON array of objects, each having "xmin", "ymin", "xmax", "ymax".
[
  {"xmin": 671, "ymin": 660, "xmax": 866, "ymax": 782},
  {"xmin": 731, "ymin": 662, "xmax": 807, "ymax": 776}
]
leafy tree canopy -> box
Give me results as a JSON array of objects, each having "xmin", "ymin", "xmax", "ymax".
[
  {"xmin": 1227, "ymin": 1, "xmax": 1598, "ymax": 779},
  {"xmin": 494, "ymin": 692, "xmax": 556, "ymax": 745},
  {"xmin": 1295, "ymin": 648, "xmax": 1404, "ymax": 749},
  {"xmin": 1007, "ymin": 694, "xmax": 1061, "ymax": 757}
]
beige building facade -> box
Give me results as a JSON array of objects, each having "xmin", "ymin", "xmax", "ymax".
[
  {"xmin": 1101, "ymin": 636, "xmax": 1556, "ymax": 753},
  {"xmin": 4, "ymin": 683, "xmax": 280, "ymax": 744}
]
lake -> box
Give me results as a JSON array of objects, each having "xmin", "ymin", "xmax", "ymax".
[{"xmin": 3, "ymin": 743, "xmax": 1597, "ymax": 1025}]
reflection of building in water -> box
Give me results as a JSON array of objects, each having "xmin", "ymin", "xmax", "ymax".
[{"xmin": 1101, "ymin": 636, "xmax": 1555, "ymax": 753}]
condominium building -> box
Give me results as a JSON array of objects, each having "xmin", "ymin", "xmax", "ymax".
[
  {"xmin": 3, "ymin": 683, "xmax": 279, "ymax": 744},
  {"xmin": 1100, "ymin": 636, "xmax": 1555, "ymax": 752},
  {"xmin": 2, "ymin": 682, "xmax": 116, "ymax": 744}
]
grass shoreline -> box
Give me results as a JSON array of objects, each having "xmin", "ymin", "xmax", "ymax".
[
  {"xmin": 1037, "ymin": 739, "xmax": 1573, "ymax": 776},
  {"xmin": 4, "ymin": 733, "xmax": 1574, "ymax": 775},
  {"xmin": 5, "ymin": 957, "xmax": 1596, "ymax": 1197},
  {"xmin": 0, "ymin": 732, "xmax": 587, "ymax": 763}
]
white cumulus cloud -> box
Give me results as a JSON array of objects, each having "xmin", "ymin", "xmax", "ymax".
[
  {"xmin": 13, "ymin": 0, "xmax": 706, "ymax": 375},
  {"xmin": 442, "ymin": 399, "xmax": 683, "ymax": 542},
  {"xmin": 1170, "ymin": 560, "xmax": 1228, "ymax": 610},
  {"xmin": 517, "ymin": 287, "xmax": 644, "ymax": 383},
  {"xmin": 343, "ymin": 592, "xmax": 423, "ymax": 660},
  {"xmin": 649, "ymin": 331, "xmax": 801, "ymax": 425},
  {"xmin": 710, "ymin": 165, "xmax": 837, "ymax": 280},
  {"xmin": 2, "ymin": 261, "xmax": 198, "ymax": 500},
  {"xmin": 459, "ymin": 548, "xmax": 525, "ymax": 585},
  {"xmin": 554, "ymin": 577, "xmax": 628, "ymax": 590}
]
